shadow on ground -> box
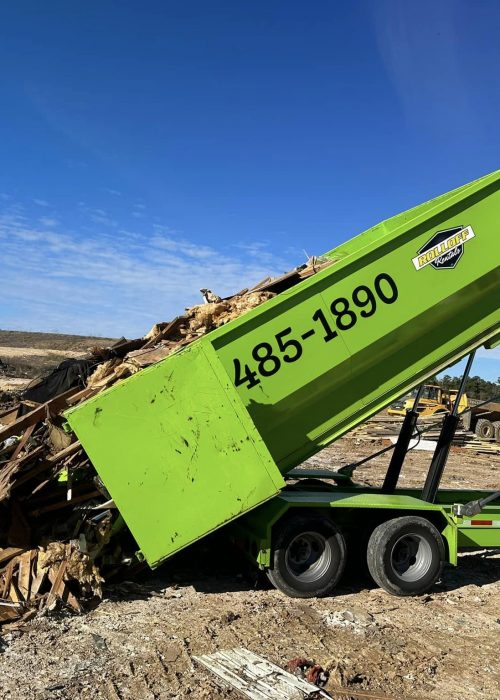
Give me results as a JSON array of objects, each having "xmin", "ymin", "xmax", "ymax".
[{"xmin": 103, "ymin": 530, "xmax": 500, "ymax": 603}]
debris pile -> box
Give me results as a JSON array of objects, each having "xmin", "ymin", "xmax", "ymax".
[
  {"xmin": 348, "ymin": 414, "xmax": 500, "ymax": 454},
  {"xmin": 0, "ymin": 257, "xmax": 333, "ymax": 626}
]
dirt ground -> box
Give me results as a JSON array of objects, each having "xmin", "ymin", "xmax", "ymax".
[
  {"xmin": 0, "ymin": 330, "xmax": 116, "ymax": 383},
  {"xmin": 0, "ymin": 333, "xmax": 499, "ymax": 700},
  {"xmin": 0, "ymin": 438, "xmax": 498, "ymax": 700}
]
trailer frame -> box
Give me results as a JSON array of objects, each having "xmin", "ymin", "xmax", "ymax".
[{"xmin": 233, "ymin": 367, "xmax": 500, "ymax": 597}]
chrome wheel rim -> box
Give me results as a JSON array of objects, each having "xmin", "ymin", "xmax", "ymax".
[
  {"xmin": 390, "ymin": 534, "xmax": 432, "ymax": 582},
  {"xmin": 285, "ymin": 532, "xmax": 332, "ymax": 583}
]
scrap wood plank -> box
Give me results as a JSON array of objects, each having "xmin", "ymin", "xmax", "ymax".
[
  {"xmin": 105, "ymin": 336, "xmax": 146, "ymax": 357},
  {"xmin": 0, "ymin": 601, "xmax": 23, "ymax": 623},
  {"xmin": 17, "ymin": 551, "xmax": 32, "ymax": 601},
  {"xmin": 0, "ymin": 405, "xmax": 21, "ymax": 426},
  {"xmin": 0, "ymin": 387, "xmax": 80, "ymax": 443},
  {"xmin": 1, "ymin": 559, "xmax": 15, "ymax": 598},
  {"xmin": 47, "ymin": 564, "xmax": 81, "ymax": 612},
  {"xmin": 0, "ymin": 445, "xmax": 46, "ymax": 503},
  {"xmin": 45, "ymin": 561, "xmax": 67, "ymax": 610},
  {"xmin": 9, "ymin": 422, "xmax": 36, "ymax": 462},
  {"xmin": 11, "ymin": 441, "xmax": 81, "ymax": 492},
  {"xmin": 65, "ymin": 386, "xmax": 100, "ymax": 406},
  {"xmin": 9, "ymin": 457, "xmax": 53, "ymax": 491},
  {"xmin": 125, "ymin": 345, "xmax": 173, "ymax": 367},
  {"xmin": 29, "ymin": 489, "xmax": 101, "ymax": 516},
  {"xmin": 194, "ymin": 648, "xmax": 323, "ymax": 699},
  {"xmin": 9, "ymin": 579, "xmax": 22, "ymax": 604},
  {"xmin": 47, "ymin": 440, "xmax": 81, "ymax": 464},
  {"xmin": 142, "ymin": 316, "xmax": 184, "ymax": 348},
  {"xmin": 31, "ymin": 551, "xmax": 47, "ymax": 598},
  {"xmin": 0, "ymin": 547, "xmax": 25, "ymax": 566},
  {"xmin": 1, "ymin": 606, "xmax": 37, "ymax": 630},
  {"xmin": 194, "ymin": 649, "xmax": 426, "ymax": 700}
]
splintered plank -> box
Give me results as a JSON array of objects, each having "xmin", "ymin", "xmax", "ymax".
[
  {"xmin": 47, "ymin": 565, "xmax": 81, "ymax": 612},
  {"xmin": 142, "ymin": 317, "xmax": 183, "ymax": 348},
  {"xmin": 17, "ymin": 551, "xmax": 32, "ymax": 601},
  {"xmin": 30, "ymin": 551, "xmax": 47, "ymax": 598},
  {"xmin": 126, "ymin": 345, "xmax": 173, "ymax": 367},
  {"xmin": 45, "ymin": 561, "xmax": 67, "ymax": 610},
  {"xmin": 0, "ymin": 405, "xmax": 21, "ymax": 426},
  {"xmin": 9, "ymin": 422, "xmax": 36, "ymax": 462},
  {"xmin": 1, "ymin": 560, "xmax": 15, "ymax": 598},
  {"xmin": 46, "ymin": 441, "xmax": 81, "ymax": 464},
  {"xmin": 0, "ymin": 445, "xmax": 47, "ymax": 503},
  {"xmin": 0, "ymin": 548, "xmax": 25, "ymax": 566},
  {"xmin": 9, "ymin": 580, "xmax": 22, "ymax": 604},
  {"xmin": 0, "ymin": 602, "xmax": 22, "ymax": 624}
]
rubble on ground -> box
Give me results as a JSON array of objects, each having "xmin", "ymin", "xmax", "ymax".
[{"xmin": 0, "ymin": 257, "xmax": 333, "ymax": 625}]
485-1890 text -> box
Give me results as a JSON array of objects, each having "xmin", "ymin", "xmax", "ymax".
[{"xmin": 232, "ymin": 272, "xmax": 398, "ymax": 390}]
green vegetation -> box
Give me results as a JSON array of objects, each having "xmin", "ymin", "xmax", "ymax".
[{"xmin": 429, "ymin": 374, "xmax": 500, "ymax": 400}]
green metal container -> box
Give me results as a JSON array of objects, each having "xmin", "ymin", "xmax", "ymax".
[{"xmin": 66, "ymin": 171, "xmax": 500, "ymax": 566}]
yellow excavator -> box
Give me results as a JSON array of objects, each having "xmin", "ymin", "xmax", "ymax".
[{"xmin": 388, "ymin": 384, "xmax": 468, "ymax": 417}]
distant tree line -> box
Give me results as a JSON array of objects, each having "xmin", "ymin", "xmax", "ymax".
[{"xmin": 426, "ymin": 374, "xmax": 500, "ymax": 400}]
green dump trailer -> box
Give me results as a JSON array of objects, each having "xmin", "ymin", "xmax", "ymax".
[{"xmin": 65, "ymin": 171, "xmax": 500, "ymax": 598}]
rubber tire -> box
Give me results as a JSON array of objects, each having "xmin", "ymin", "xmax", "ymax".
[
  {"xmin": 266, "ymin": 514, "xmax": 346, "ymax": 598},
  {"xmin": 492, "ymin": 420, "xmax": 500, "ymax": 444},
  {"xmin": 475, "ymin": 418, "xmax": 495, "ymax": 440},
  {"xmin": 366, "ymin": 516, "xmax": 445, "ymax": 597}
]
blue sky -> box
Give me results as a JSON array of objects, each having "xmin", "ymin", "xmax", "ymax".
[{"xmin": 0, "ymin": 1, "xmax": 498, "ymax": 380}]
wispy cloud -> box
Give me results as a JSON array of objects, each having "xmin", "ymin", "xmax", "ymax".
[
  {"xmin": 78, "ymin": 203, "xmax": 118, "ymax": 228},
  {"xmin": 476, "ymin": 347, "xmax": 500, "ymax": 362},
  {"xmin": 39, "ymin": 216, "xmax": 58, "ymax": 228},
  {"xmin": 33, "ymin": 198, "xmax": 50, "ymax": 207},
  {"xmin": 0, "ymin": 199, "xmax": 294, "ymax": 337}
]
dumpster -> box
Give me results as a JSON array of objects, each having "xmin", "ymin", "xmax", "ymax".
[{"xmin": 65, "ymin": 170, "xmax": 500, "ymax": 567}]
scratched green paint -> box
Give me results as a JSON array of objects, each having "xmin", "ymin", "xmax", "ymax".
[{"xmin": 65, "ymin": 342, "xmax": 284, "ymax": 566}]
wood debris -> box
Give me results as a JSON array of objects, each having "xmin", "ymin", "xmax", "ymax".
[
  {"xmin": 0, "ymin": 257, "xmax": 333, "ymax": 625},
  {"xmin": 347, "ymin": 414, "xmax": 500, "ymax": 454},
  {"xmin": 194, "ymin": 647, "xmax": 326, "ymax": 699}
]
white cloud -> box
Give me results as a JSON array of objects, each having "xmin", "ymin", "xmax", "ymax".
[
  {"xmin": 476, "ymin": 347, "xmax": 500, "ymax": 362},
  {"xmin": 33, "ymin": 198, "xmax": 50, "ymax": 207},
  {"xmin": 39, "ymin": 217, "xmax": 58, "ymax": 228},
  {"xmin": 78, "ymin": 203, "xmax": 118, "ymax": 228},
  {"xmin": 0, "ymin": 200, "xmax": 294, "ymax": 337}
]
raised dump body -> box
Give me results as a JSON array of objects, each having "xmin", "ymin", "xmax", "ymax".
[{"xmin": 65, "ymin": 171, "xmax": 500, "ymax": 567}]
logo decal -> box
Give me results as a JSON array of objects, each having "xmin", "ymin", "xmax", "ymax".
[{"xmin": 412, "ymin": 225, "xmax": 475, "ymax": 271}]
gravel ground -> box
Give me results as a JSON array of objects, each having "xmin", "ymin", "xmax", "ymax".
[{"xmin": 1, "ymin": 437, "xmax": 499, "ymax": 700}]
